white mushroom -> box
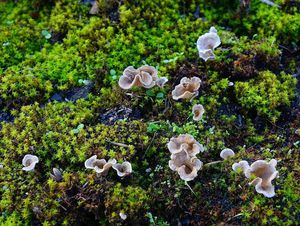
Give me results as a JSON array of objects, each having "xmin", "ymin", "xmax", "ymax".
[
  {"xmin": 85, "ymin": 155, "xmax": 116, "ymax": 176},
  {"xmin": 156, "ymin": 77, "xmax": 168, "ymax": 88},
  {"xmin": 118, "ymin": 65, "xmax": 158, "ymax": 89},
  {"xmin": 172, "ymin": 77, "xmax": 201, "ymax": 100},
  {"xmin": 232, "ymin": 159, "xmax": 279, "ymax": 198},
  {"xmin": 22, "ymin": 154, "xmax": 39, "ymax": 171},
  {"xmin": 119, "ymin": 212, "xmax": 127, "ymax": 220},
  {"xmin": 192, "ymin": 104, "xmax": 205, "ymax": 121},
  {"xmin": 177, "ymin": 157, "xmax": 203, "ymax": 181},
  {"xmin": 197, "ymin": 26, "xmax": 221, "ymax": 61},
  {"xmin": 232, "ymin": 160, "xmax": 250, "ymax": 176},
  {"xmin": 220, "ymin": 148, "xmax": 235, "ymax": 160},
  {"xmin": 247, "ymin": 159, "xmax": 279, "ymax": 198},
  {"xmin": 167, "ymin": 134, "xmax": 204, "ymax": 157},
  {"xmin": 112, "ymin": 161, "xmax": 132, "ymax": 177}
]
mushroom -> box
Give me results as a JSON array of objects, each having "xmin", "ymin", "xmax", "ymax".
[
  {"xmin": 118, "ymin": 65, "xmax": 158, "ymax": 89},
  {"xmin": 196, "ymin": 26, "xmax": 221, "ymax": 61},
  {"xmin": 119, "ymin": 212, "xmax": 127, "ymax": 220},
  {"xmin": 112, "ymin": 161, "xmax": 132, "ymax": 177},
  {"xmin": 232, "ymin": 159, "xmax": 279, "ymax": 198},
  {"xmin": 177, "ymin": 157, "xmax": 203, "ymax": 181},
  {"xmin": 167, "ymin": 134, "xmax": 204, "ymax": 157},
  {"xmin": 172, "ymin": 77, "xmax": 201, "ymax": 100},
  {"xmin": 168, "ymin": 134, "xmax": 204, "ymax": 181},
  {"xmin": 84, "ymin": 155, "xmax": 116, "ymax": 176},
  {"xmin": 89, "ymin": 1, "xmax": 99, "ymax": 15},
  {"xmin": 22, "ymin": 154, "xmax": 39, "ymax": 171},
  {"xmin": 247, "ymin": 159, "xmax": 279, "ymax": 198},
  {"xmin": 50, "ymin": 168, "xmax": 63, "ymax": 182},
  {"xmin": 192, "ymin": 104, "xmax": 205, "ymax": 121},
  {"xmin": 168, "ymin": 150, "xmax": 190, "ymax": 171},
  {"xmin": 156, "ymin": 77, "xmax": 168, "ymax": 88},
  {"xmin": 220, "ymin": 148, "xmax": 235, "ymax": 160},
  {"xmin": 232, "ymin": 160, "xmax": 250, "ymax": 175}
]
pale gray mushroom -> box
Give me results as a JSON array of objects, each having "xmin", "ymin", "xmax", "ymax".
[
  {"xmin": 156, "ymin": 77, "xmax": 168, "ymax": 88},
  {"xmin": 22, "ymin": 154, "xmax": 39, "ymax": 171},
  {"xmin": 232, "ymin": 159, "xmax": 279, "ymax": 198},
  {"xmin": 169, "ymin": 151, "xmax": 203, "ymax": 181},
  {"xmin": 89, "ymin": 1, "xmax": 99, "ymax": 14},
  {"xmin": 118, "ymin": 65, "xmax": 158, "ymax": 89},
  {"xmin": 112, "ymin": 161, "xmax": 132, "ymax": 177},
  {"xmin": 220, "ymin": 148, "xmax": 235, "ymax": 160},
  {"xmin": 197, "ymin": 26, "xmax": 221, "ymax": 61},
  {"xmin": 192, "ymin": 104, "xmax": 205, "ymax": 121},
  {"xmin": 85, "ymin": 155, "xmax": 116, "ymax": 176},
  {"xmin": 177, "ymin": 157, "xmax": 203, "ymax": 181},
  {"xmin": 168, "ymin": 150, "xmax": 190, "ymax": 171},
  {"xmin": 50, "ymin": 168, "xmax": 63, "ymax": 182},
  {"xmin": 167, "ymin": 134, "xmax": 204, "ymax": 157},
  {"xmin": 232, "ymin": 160, "xmax": 250, "ymax": 176},
  {"xmin": 172, "ymin": 77, "xmax": 201, "ymax": 100},
  {"xmin": 248, "ymin": 159, "xmax": 279, "ymax": 198},
  {"xmin": 119, "ymin": 212, "xmax": 127, "ymax": 220}
]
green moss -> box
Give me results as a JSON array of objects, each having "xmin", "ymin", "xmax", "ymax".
[
  {"xmin": 105, "ymin": 183, "xmax": 150, "ymax": 224},
  {"xmin": 234, "ymin": 71, "xmax": 297, "ymax": 121},
  {"xmin": 0, "ymin": 0, "xmax": 299, "ymax": 225}
]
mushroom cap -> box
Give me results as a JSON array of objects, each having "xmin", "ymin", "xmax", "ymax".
[
  {"xmin": 233, "ymin": 159, "xmax": 279, "ymax": 198},
  {"xmin": 192, "ymin": 104, "xmax": 205, "ymax": 121},
  {"xmin": 156, "ymin": 77, "xmax": 168, "ymax": 88},
  {"xmin": 172, "ymin": 77, "xmax": 201, "ymax": 100},
  {"xmin": 118, "ymin": 65, "xmax": 158, "ymax": 89},
  {"xmin": 247, "ymin": 159, "xmax": 278, "ymax": 197},
  {"xmin": 112, "ymin": 161, "xmax": 132, "ymax": 177},
  {"xmin": 232, "ymin": 160, "xmax": 250, "ymax": 177},
  {"xmin": 177, "ymin": 157, "xmax": 203, "ymax": 181},
  {"xmin": 50, "ymin": 168, "xmax": 63, "ymax": 182},
  {"xmin": 220, "ymin": 148, "xmax": 235, "ymax": 160},
  {"xmin": 84, "ymin": 155, "xmax": 98, "ymax": 169},
  {"xmin": 169, "ymin": 150, "xmax": 190, "ymax": 171},
  {"xmin": 22, "ymin": 154, "xmax": 39, "ymax": 171},
  {"xmin": 119, "ymin": 212, "xmax": 127, "ymax": 220},
  {"xmin": 94, "ymin": 158, "xmax": 117, "ymax": 175},
  {"xmin": 167, "ymin": 134, "xmax": 204, "ymax": 156},
  {"xmin": 85, "ymin": 155, "xmax": 116, "ymax": 175},
  {"xmin": 197, "ymin": 26, "xmax": 221, "ymax": 61}
]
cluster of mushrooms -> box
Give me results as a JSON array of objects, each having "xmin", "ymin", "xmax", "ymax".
[
  {"xmin": 20, "ymin": 154, "xmax": 132, "ymax": 180},
  {"xmin": 15, "ymin": 27, "xmax": 279, "ymax": 200},
  {"xmin": 117, "ymin": 27, "xmax": 279, "ymax": 198}
]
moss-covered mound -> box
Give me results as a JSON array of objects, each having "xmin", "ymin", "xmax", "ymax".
[{"xmin": 0, "ymin": 0, "xmax": 299, "ymax": 225}]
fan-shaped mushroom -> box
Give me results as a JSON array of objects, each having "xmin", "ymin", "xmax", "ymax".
[
  {"xmin": 22, "ymin": 154, "xmax": 39, "ymax": 171},
  {"xmin": 85, "ymin": 155, "xmax": 116, "ymax": 176},
  {"xmin": 112, "ymin": 161, "xmax": 132, "ymax": 177},
  {"xmin": 232, "ymin": 159, "xmax": 279, "ymax": 198},
  {"xmin": 220, "ymin": 148, "xmax": 235, "ymax": 160},
  {"xmin": 192, "ymin": 104, "xmax": 205, "ymax": 121},
  {"xmin": 118, "ymin": 65, "xmax": 158, "ymax": 89},
  {"xmin": 167, "ymin": 134, "xmax": 204, "ymax": 157},
  {"xmin": 197, "ymin": 26, "xmax": 221, "ymax": 61},
  {"xmin": 172, "ymin": 77, "xmax": 201, "ymax": 100}
]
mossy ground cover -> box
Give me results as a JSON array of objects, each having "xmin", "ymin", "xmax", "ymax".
[{"xmin": 0, "ymin": 0, "xmax": 299, "ymax": 225}]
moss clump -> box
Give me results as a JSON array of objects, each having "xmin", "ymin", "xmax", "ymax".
[
  {"xmin": 0, "ymin": 0, "xmax": 299, "ymax": 225},
  {"xmin": 234, "ymin": 71, "xmax": 297, "ymax": 121},
  {"xmin": 104, "ymin": 183, "xmax": 150, "ymax": 224}
]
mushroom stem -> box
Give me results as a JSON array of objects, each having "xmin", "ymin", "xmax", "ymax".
[
  {"xmin": 184, "ymin": 181, "xmax": 197, "ymax": 197},
  {"xmin": 204, "ymin": 160, "xmax": 223, "ymax": 167}
]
